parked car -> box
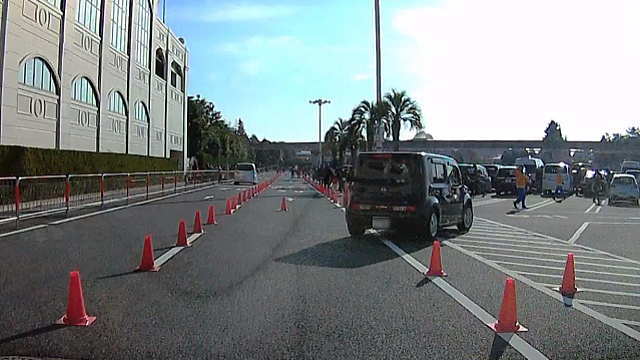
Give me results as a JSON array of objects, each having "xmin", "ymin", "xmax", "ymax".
[
  {"xmin": 459, "ymin": 164, "xmax": 492, "ymax": 196},
  {"xmin": 234, "ymin": 163, "xmax": 258, "ymax": 185},
  {"xmin": 483, "ymin": 164, "xmax": 502, "ymax": 190},
  {"xmin": 346, "ymin": 152, "xmax": 473, "ymax": 240},
  {"xmin": 494, "ymin": 166, "xmax": 518, "ymax": 196},
  {"xmin": 609, "ymin": 174, "xmax": 640, "ymax": 206},
  {"xmin": 515, "ymin": 156, "xmax": 544, "ymax": 193},
  {"xmin": 621, "ymin": 160, "xmax": 640, "ymax": 173},
  {"xmin": 625, "ymin": 169, "xmax": 640, "ymax": 184},
  {"xmin": 541, "ymin": 163, "xmax": 572, "ymax": 196}
]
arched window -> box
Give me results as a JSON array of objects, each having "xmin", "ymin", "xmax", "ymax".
[
  {"xmin": 71, "ymin": 76, "xmax": 98, "ymax": 106},
  {"xmin": 170, "ymin": 62, "xmax": 183, "ymax": 91},
  {"xmin": 76, "ymin": 0, "xmax": 102, "ymax": 34},
  {"xmin": 134, "ymin": 101, "xmax": 149, "ymax": 123},
  {"xmin": 155, "ymin": 48, "xmax": 166, "ymax": 79},
  {"xmin": 108, "ymin": 91, "xmax": 127, "ymax": 115},
  {"xmin": 110, "ymin": 0, "xmax": 129, "ymax": 52},
  {"xmin": 135, "ymin": 0, "xmax": 151, "ymax": 68},
  {"xmin": 18, "ymin": 57, "xmax": 58, "ymax": 94}
]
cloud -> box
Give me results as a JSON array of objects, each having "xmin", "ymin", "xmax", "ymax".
[
  {"xmin": 392, "ymin": 0, "xmax": 640, "ymax": 140},
  {"xmin": 174, "ymin": 3, "xmax": 298, "ymax": 23},
  {"xmin": 217, "ymin": 36, "xmax": 300, "ymax": 54},
  {"xmin": 238, "ymin": 60, "xmax": 264, "ymax": 76},
  {"xmin": 353, "ymin": 73, "xmax": 372, "ymax": 81}
]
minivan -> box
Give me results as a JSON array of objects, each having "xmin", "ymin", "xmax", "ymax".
[
  {"xmin": 346, "ymin": 152, "xmax": 473, "ymax": 240},
  {"xmin": 542, "ymin": 163, "xmax": 572, "ymax": 195},
  {"xmin": 234, "ymin": 163, "xmax": 258, "ymax": 185}
]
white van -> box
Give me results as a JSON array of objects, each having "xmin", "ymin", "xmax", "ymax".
[
  {"xmin": 542, "ymin": 163, "xmax": 572, "ymax": 195},
  {"xmin": 234, "ymin": 163, "xmax": 258, "ymax": 185}
]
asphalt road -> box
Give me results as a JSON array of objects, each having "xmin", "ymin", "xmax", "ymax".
[{"xmin": 1, "ymin": 178, "xmax": 640, "ymax": 359}]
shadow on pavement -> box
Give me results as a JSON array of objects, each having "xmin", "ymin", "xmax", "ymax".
[
  {"xmin": 415, "ymin": 277, "xmax": 431, "ymax": 288},
  {"xmin": 95, "ymin": 270, "xmax": 141, "ymax": 280},
  {"xmin": 0, "ymin": 324, "xmax": 64, "ymax": 345},
  {"xmin": 275, "ymin": 233, "xmax": 431, "ymax": 269},
  {"xmin": 488, "ymin": 334, "xmax": 511, "ymax": 360}
]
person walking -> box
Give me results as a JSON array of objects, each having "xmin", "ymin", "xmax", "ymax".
[
  {"xmin": 513, "ymin": 166, "xmax": 529, "ymax": 209},
  {"xmin": 592, "ymin": 170, "xmax": 606, "ymax": 205},
  {"xmin": 553, "ymin": 171, "xmax": 565, "ymax": 201}
]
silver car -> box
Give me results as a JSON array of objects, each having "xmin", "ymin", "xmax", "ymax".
[{"xmin": 609, "ymin": 174, "xmax": 640, "ymax": 206}]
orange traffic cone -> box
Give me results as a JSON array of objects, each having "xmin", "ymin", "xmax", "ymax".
[
  {"xmin": 426, "ymin": 241, "xmax": 447, "ymax": 277},
  {"xmin": 176, "ymin": 220, "xmax": 189, "ymax": 247},
  {"xmin": 57, "ymin": 271, "xmax": 96, "ymax": 326},
  {"xmin": 237, "ymin": 192, "xmax": 243, "ymax": 206},
  {"xmin": 489, "ymin": 278, "xmax": 527, "ymax": 333},
  {"xmin": 137, "ymin": 235, "xmax": 159, "ymax": 272},
  {"xmin": 280, "ymin": 197, "xmax": 288, "ymax": 211},
  {"xmin": 207, "ymin": 205, "xmax": 217, "ymax": 225},
  {"xmin": 557, "ymin": 253, "xmax": 580, "ymax": 296},
  {"xmin": 193, "ymin": 210, "xmax": 203, "ymax": 233},
  {"xmin": 225, "ymin": 199, "xmax": 232, "ymax": 215}
]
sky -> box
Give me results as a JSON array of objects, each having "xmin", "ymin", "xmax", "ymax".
[{"xmin": 164, "ymin": 0, "xmax": 640, "ymax": 142}]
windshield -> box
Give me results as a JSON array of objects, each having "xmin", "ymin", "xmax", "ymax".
[
  {"xmin": 237, "ymin": 164, "xmax": 254, "ymax": 171},
  {"xmin": 497, "ymin": 168, "xmax": 516, "ymax": 177},
  {"xmin": 613, "ymin": 177, "xmax": 636, "ymax": 186}
]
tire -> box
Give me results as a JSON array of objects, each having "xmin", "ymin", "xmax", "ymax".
[
  {"xmin": 457, "ymin": 204, "xmax": 473, "ymax": 233},
  {"xmin": 346, "ymin": 213, "xmax": 371, "ymax": 238},
  {"xmin": 425, "ymin": 210, "xmax": 439, "ymax": 241}
]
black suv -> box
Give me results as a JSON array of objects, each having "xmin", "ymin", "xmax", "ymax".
[
  {"xmin": 345, "ymin": 152, "xmax": 473, "ymax": 239},
  {"xmin": 494, "ymin": 166, "xmax": 518, "ymax": 195}
]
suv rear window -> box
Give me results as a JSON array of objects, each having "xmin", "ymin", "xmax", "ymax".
[
  {"xmin": 237, "ymin": 164, "xmax": 254, "ymax": 171},
  {"xmin": 544, "ymin": 166, "xmax": 566, "ymax": 174},
  {"xmin": 357, "ymin": 155, "xmax": 420, "ymax": 180},
  {"xmin": 498, "ymin": 168, "xmax": 516, "ymax": 177},
  {"xmin": 614, "ymin": 177, "xmax": 636, "ymax": 186}
]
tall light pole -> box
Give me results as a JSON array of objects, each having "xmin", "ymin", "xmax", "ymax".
[
  {"xmin": 374, "ymin": 0, "xmax": 383, "ymax": 151},
  {"xmin": 309, "ymin": 99, "xmax": 331, "ymax": 167}
]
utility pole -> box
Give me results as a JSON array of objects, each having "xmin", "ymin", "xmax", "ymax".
[
  {"xmin": 309, "ymin": 99, "xmax": 331, "ymax": 167},
  {"xmin": 374, "ymin": 0, "xmax": 383, "ymax": 151}
]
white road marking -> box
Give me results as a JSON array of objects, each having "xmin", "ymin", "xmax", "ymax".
[
  {"xmin": 584, "ymin": 204, "xmax": 596, "ymax": 214},
  {"xmin": 538, "ymin": 284, "xmax": 640, "ymax": 298},
  {"xmin": 0, "ymin": 225, "xmax": 47, "ymax": 239},
  {"xmin": 204, "ymin": 195, "xmax": 215, "ymax": 200},
  {"xmin": 462, "ymin": 234, "xmax": 558, "ymax": 246},
  {"xmin": 616, "ymin": 319, "xmax": 640, "ymax": 327},
  {"xmin": 595, "ymin": 204, "xmax": 603, "ymax": 214},
  {"xmin": 578, "ymin": 300, "xmax": 640, "ymax": 311},
  {"xmin": 154, "ymin": 232, "xmax": 204, "ymax": 268},
  {"xmin": 568, "ymin": 222, "xmax": 590, "ymax": 244},
  {"xmin": 590, "ymin": 222, "xmax": 640, "ymax": 225},
  {"xmin": 455, "ymin": 244, "xmax": 610, "ymax": 261},
  {"xmin": 522, "ymin": 199, "xmax": 555, "ymax": 212},
  {"xmin": 468, "ymin": 229, "xmax": 549, "ymax": 239},
  {"xmin": 515, "ymin": 271, "xmax": 640, "ymax": 287},
  {"xmin": 454, "ymin": 239, "xmax": 590, "ymax": 253},
  {"xmin": 380, "ymin": 238, "xmax": 548, "ymax": 360},
  {"xmin": 444, "ymin": 241, "xmax": 640, "ymax": 342},
  {"xmin": 494, "ymin": 261, "xmax": 640, "ymax": 279},
  {"xmin": 476, "ymin": 252, "xmax": 640, "ymax": 272},
  {"xmin": 468, "ymin": 228, "xmax": 534, "ymax": 237},
  {"xmin": 473, "ymin": 198, "xmax": 509, "ymax": 207}
]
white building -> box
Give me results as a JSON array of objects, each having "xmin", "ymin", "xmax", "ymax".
[{"xmin": 0, "ymin": 0, "xmax": 187, "ymax": 166}]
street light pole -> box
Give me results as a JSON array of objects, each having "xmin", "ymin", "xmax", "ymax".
[
  {"xmin": 374, "ymin": 0, "xmax": 383, "ymax": 151},
  {"xmin": 309, "ymin": 99, "xmax": 331, "ymax": 167}
]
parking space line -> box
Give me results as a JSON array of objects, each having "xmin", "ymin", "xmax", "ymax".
[
  {"xmin": 615, "ymin": 319, "xmax": 640, "ymax": 327},
  {"xmin": 454, "ymin": 239, "xmax": 593, "ymax": 254},
  {"xmin": 578, "ymin": 300, "xmax": 640, "ymax": 311},
  {"xmin": 455, "ymin": 244, "xmax": 612, "ymax": 261},
  {"xmin": 585, "ymin": 204, "xmax": 596, "ymax": 214},
  {"xmin": 515, "ymin": 271, "xmax": 640, "ymax": 287},
  {"xmin": 381, "ymin": 238, "xmax": 549, "ymax": 360},
  {"xmin": 522, "ymin": 199, "xmax": 555, "ymax": 212},
  {"xmin": 461, "ymin": 234, "xmax": 559, "ymax": 246},
  {"xmin": 478, "ymin": 252, "xmax": 640, "ymax": 272},
  {"xmin": 595, "ymin": 204, "xmax": 604, "ymax": 214},
  {"xmin": 444, "ymin": 241, "xmax": 640, "ymax": 341},
  {"xmin": 468, "ymin": 228, "xmax": 539, "ymax": 237},
  {"xmin": 155, "ymin": 233, "xmax": 204, "ymax": 268},
  {"xmin": 494, "ymin": 261, "xmax": 640, "ymax": 279},
  {"xmin": 537, "ymin": 284, "xmax": 640, "ymax": 298},
  {"xmin": 568, "ymin": 222, "xmax": 590, "ymax": 244}
]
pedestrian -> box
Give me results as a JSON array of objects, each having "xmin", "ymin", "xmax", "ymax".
[
  {"xmin": 554, "ymin": 171, "xmax": 564, "ymax": 201},
  {"xmin": 513, "ymin": 166, "xmax": 528, "ymax": 209},
  {"xmin": 592, "ymin": 170, "xmax": 606, "ymax": 205}
]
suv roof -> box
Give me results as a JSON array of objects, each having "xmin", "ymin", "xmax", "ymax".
[{"xmin": 358, "ymin": 151, "xmax": 455, "ymax": 162}]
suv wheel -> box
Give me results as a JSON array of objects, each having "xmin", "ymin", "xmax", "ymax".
[
  {"xmin": 457, "ymin": 204, "xmax": 473, "ymax": 233},
  {"xmin": 425, "ymin": 211, "xmax": 439, "ymax": 240},
  {"xmin": 346, "ymin": 213, "xmax": 371, "ymax": 238}
]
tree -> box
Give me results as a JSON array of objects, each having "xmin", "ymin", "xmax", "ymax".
[
  {"xmin": 542, "ymin": 120, "xmax": 566, "ymax": 145},
  {"xmin": 351, "ymin": 100, "xmax": 390, "ymax": 151},
  {"xmin": 236, "ymin": 118, "xmax": 247, "ymax": 138},
  {"xmin": 384, "ymin": 89, "xmax": 423, "ymax": 151}
]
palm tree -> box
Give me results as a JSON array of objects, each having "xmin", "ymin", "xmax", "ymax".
[
  {"xmin": 351, "ymin": 100, "xmax": 390, "ymax": 151},
  {"xmin": 324, "ymin": 126, "xmax": 339, "ymax": 163},
  {"xmin": 384, "ymin": 89, "xmax": 423, "ymax": 151}
]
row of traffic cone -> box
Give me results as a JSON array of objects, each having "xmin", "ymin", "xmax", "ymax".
[
  {"xmin": 303, "ymin": 176, "xmax": 349, "ymax": 207},
  {"xmin": 57, "ymin": 173, "xmax": 285, "ymax": 327},
  {"xmin": 425, "ymin": 242, "xmax": 580, "ymax": 333},
  {"xmin": 224, "ymin": 174, "xmax": 282, "ymax": 216}
]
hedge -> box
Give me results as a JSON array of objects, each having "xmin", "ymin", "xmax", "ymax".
[{"xmin": 0, "ymin": 145, "xmax": 181, "ymax": 176}]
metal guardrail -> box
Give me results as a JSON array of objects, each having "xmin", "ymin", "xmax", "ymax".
[{"xmin": 0, "ymin": 170, "xmax": 235, "ymax": 227}]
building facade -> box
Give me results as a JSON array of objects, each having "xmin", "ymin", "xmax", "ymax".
[{"xmin": 0, "ymin": 0, "xmax": 187, "ymax": 166}]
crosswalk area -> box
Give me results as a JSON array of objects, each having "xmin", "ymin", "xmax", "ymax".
[{"xmin": 445, "ymin": 218, "xmax": 640, "ymax": 330}]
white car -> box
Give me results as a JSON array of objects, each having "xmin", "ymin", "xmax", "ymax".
[
  {"xmin": 609, "ymin": 174, "xmax": 640, "ymax": 206},
  {"xmin": 234, "ymin": 163, "xmax": 258, "ymax": 185}
]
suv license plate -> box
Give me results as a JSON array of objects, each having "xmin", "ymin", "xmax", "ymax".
[{"xmin": 373, "ymin": 217, "xmax": 391, "ymax": 229}]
